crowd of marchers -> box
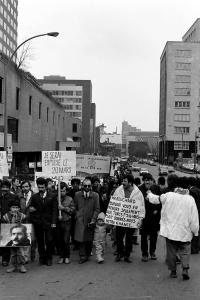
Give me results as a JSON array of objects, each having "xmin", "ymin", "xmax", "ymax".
[{"xmin": 0, "ymin": 166, "xmax": 199, "ymax": 281}]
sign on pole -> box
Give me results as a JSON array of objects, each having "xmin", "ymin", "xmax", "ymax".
[
  {"xmin": 42, "ymin": 151, "xmax": 76, "ymax": 177},
  {"xmin": 0, "ymin": 151, "xmax": 9, "ymax": 178},
  {"xmin": 105, "ymin": 196, "xmax": 141, "ymax": 228},
  {"xmin": 76, "ymin": 154, "xmax": 110, "ymax": 174}
]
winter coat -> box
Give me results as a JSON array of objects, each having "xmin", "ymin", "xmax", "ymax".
[
  {"xmin": 19, "ymin": 190, "xmax": 34, "ymax": 221},
  {"xmin": 59, "ymin": 195, "xmax": 75, "ymax": 222},
  {"xmin": 29, "ymin": 191, "xmax": 58, "ymax": 228},
  {"xmin": 160, "ymin": 188, "xmax": 199, "ymax": 242},
  {"xmin": 74, "ymin": 191, "xmax": 100, "ymax": 242},
  {"xmin": 139, "ymin": 183, "xmax": 161, "ymax": 232},
  {"xmin": 2, "ymin": 211, "xmax": 27, "ymax": 224},
  {"xmin": 94, "ymin": 212, "xmax": 107, "ymax": 242}
]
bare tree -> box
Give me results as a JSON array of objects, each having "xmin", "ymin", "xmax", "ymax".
[{"xmin": 16, "ymin": 42, "xmax": 34, "ymax": 70}]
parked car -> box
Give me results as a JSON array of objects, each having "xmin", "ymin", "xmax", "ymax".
[
  {"xmin": 148, "ymin": 160, "xmax": 157, "ymax": 166},
  {"xmin": 159, "ymin": 165, "xmax": 168, "ymax": 176},
  {"xmin": 168, "ymin": 166, "xmax": 175, "ymax": 173},
  {"xmin": 139, "ymin": 168, "xmax": 149, "ymax": 176}
]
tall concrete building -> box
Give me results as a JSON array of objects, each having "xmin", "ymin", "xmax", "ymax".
[
  {"xmin": 159, "ymin": 19, "xmax": 200, "ymax": 164},
  {"xmin": 38, "ymin": 76, "xmax": 96, "ymax": 154},
  {"xmin": 0, "ymin": 0, "xmax": 18, "ymax": 61}
]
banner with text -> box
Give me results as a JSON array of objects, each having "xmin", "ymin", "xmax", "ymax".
[
  {"xmin": 105, "ymin": 196, "xmax": 141, "ymax": 228},
  {"xmin": 0, "ymin": 151, "xmax": 9, "ymax": 178},
  {"xmin": 42, "ymin": 151, "xmax": 76, "ymax": 177},
  {"xmin": 76, "ymin": 154, "xmax": 110, "ymax": 174}
]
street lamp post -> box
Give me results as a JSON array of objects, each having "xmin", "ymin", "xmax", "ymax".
[{"xmin": 3, "ymin": 32, "xmax": 59, "ymax": 152}]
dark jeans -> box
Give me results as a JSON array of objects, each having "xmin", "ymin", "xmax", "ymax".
[
  {"xmin": 116, "ymin": 226, "xmax": 134, "ymax": 257},
  {"xmin": 141, "ymin": 230, "xmax": 158, "ymax": 256},
  {"xmin": 166, "ymin": 238, "xmax": 190, "ymax": 271},
  {"xmin": 34, "ymin": 224, "xmax": 54, "ymax": 261},
  {"xmin": 58, "ymin": 222, "xmax": 71, "ymax": 259},
  {"xmin": 191, "ymin": 234, "xmax": 200, "ymax": 254},
  {"xmin": 78, "ymin": 241, "xmax": 93, "ymax": 259}
]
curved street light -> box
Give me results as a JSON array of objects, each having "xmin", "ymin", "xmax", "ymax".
[{"xmin": 4, "ymin": 32, "xmax": 59, "ymax": 151}]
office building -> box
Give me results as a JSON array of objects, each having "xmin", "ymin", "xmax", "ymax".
[
  {"xmin": 0, "ymin": 0, "xmax": 18, "ymax": 61},
  {"xmin": 39, "ymin": 76, "xmax": 95, "ymax": 154},
  {"xmin": 159, "ymin": 19, "xmax": 200, "ymax": 164}
]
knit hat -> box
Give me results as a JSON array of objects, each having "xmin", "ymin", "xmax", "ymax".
[{"xmin": 97, "ymin": 212, "xmax": 105, "ymax": 221}]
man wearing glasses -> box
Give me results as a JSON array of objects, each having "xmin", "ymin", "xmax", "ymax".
[{"xmin": 74, "ymin": 177, "xmax": 100, "ymax": 264}]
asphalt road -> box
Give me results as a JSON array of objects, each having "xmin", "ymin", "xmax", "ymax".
[{"xmin": 0, "ymin": 237, "xmax": 200, "ymax": 300}]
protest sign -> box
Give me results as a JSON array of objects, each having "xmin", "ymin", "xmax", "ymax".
[
  {"xmin": 42, "ymin": 151, "xmax": 76, "ymax": 177},
  {"xmin": 76, "ymin": 154, "xmax": 110, "ymax": 174},
  {"xmin": 0, "ymin": 151, "xmax": 9, "ymax": 178},
  {"xmin": 105, "ymin": 196, "xmax": 141, "ymax": 228},
  {"xmin": 0, "ymin": 224, "xmax": 33, "ymax": 247}
]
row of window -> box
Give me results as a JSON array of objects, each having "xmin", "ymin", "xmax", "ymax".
[
  {"xmin": 174, "ymin": 127, "xmax": 190, "ymax": 134},
  {"xmin": 63, "ymin": 104, "xmax": 82, "ymax": 110},
  {"xmin": 66, "ymin": 111, "xmax": 82, "ymax": 118},
  {"xmin": 0, "ymin": 22, "xmax": 17, "ymax": 41},
  {"xmin": 175, "ymin": 88, "xmax": 191, "ymax": 96},
  {"xmin": 0, "ymin": 0, "xmax": 17, "ymax": 9},
  {"xmin": 0, "ymin": 30, "xmax": 17, "ymax": 49},
  {"xmin": 174, "ymin": 141, "xmax": 189, "ymax": 150},
  {"xmin": 0, "ymin": 7, "xmax": 17, "ymax": 31},
  {"xmin": 51, "ymin": 90, "xmax": 82, "ymax": 96},
  {"xmin": 175, "ymin": 101, "xmax": 190, "ymax": 108},
  {"xmin": 175, "ymin": 75, "xmax": 191, "ymax": 83},
  {"xmin": 57, "ymin": 97, "xmax": 82, "ymax": 104},
  {"xmin": 0, "ymin": 42, "xmax": 17, "ymax": 61},
  {"xmin": 175, "ymin": 62, "xmax": 191, "ymax": 71},
  {"xmin": 175, "ymin": 50, "xmax": 192, "ymax": 58},
  {"xmin": 174, "ymin": 114, "xmax": 190, "ymax": 122}
]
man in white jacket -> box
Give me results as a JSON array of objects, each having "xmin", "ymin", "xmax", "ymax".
[{"xmin": 148, "ymin": 176, "xmax": 199, "ymax": 280}]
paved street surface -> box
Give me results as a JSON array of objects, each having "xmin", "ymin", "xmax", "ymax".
[{"xmin": 0, "ymin": 236, "xmax": 200, "ymax": 300}]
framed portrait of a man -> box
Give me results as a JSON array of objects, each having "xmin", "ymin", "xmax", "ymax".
[{"xmin": 0, "ymin": 224, "xmax": 33, "ymax": 247}]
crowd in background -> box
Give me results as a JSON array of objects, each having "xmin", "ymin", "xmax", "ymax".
[{"xmin": 0, "ymin": 160, "xmax": 199, "ymax": 281}]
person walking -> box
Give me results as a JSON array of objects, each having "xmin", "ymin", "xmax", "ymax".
[{"xmin": 74, "ymin": 177, "xmax": 100, "ymax": 264}]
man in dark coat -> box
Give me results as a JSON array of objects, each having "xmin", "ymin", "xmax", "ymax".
[
  {"xmin": 29, "ymin": 177, "xmax": 58, "ymax": 266},
  {"xmin": 139, "ymin": 173, "xmax": 161, "ymax": 262},
  {"xmin": 74, "ymin": 177, "xmax": 100, "ymax": 264}
]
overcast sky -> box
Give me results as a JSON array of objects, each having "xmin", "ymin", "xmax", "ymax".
[{"xmin": 18, "ymin": 0, "xmax": 200, "ymax": 133}]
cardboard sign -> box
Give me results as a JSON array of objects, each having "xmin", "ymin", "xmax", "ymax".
[
  {"xmin": 42, "ymin": 151, "xmax": 76, "ymax": 177},
  {"xmin": 0, "ymin": 224, "xmax": 33, "ymax": 247},
  {"xmin": 76, "ymin": 154, "xmax": 110, "ymax": 174},
  {"xmin": 105, "ymin": 196, "xmax": 141, "ymax": 228},
  {"xmin": 0, "ymin": 151, "xmax": 9, "ymax": 178}
]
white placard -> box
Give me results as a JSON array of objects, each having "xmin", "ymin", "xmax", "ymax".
[
  {"xmin": 0, "ymin": 151, "xmax": 9, "ymax": 177},
  {"xmin": 76, "ymin": 154, "xmax": 110, "ymax": 174},
  {"xmin": 42, "ymin": 151, "xmax": 76, "ymax": 177},
  {"xmin": 105, "ymin": 196, "xmax": 141, "ymax": 228}
]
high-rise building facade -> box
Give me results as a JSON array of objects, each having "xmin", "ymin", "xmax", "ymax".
[
  {"xmin": 0, "ymin": 0, "xmax": 18, "ymax": 61},
  {"xmin": 159, "ymin": 19, "xmax": 200, "ymax": 164},
  {"xmin": 39, "ymin": 76, "xmax": 96, "ymax": 154}
]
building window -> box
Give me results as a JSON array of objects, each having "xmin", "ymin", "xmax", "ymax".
[
  {"xmin": 46, "ymin": 107, "xmax": 49, "ymax": 123},
  {"xmin": 176, "ymin": 62, "xmax": 191, "ymax": 70},
  {"xmin": 16, "ymin": 87, "xmax": 19, "ymax": 110},
  {"xmin": 175, "ymin": 101, "xmax": 190, "ymax": 108},
  {"xmin": 174, "ymin": 141, "xmax": 189, "ymax": 150},
  {"xmin": 58, "ymin": 114, "xmax": 60, "ymax": 126},
  {"xmin": 174, "ymin": 127, "xmax": 190, "ymax": 134},
  {"xmin": 174, "ymin": 114, "xmax": 190, "ymax": 122},
  {"xmin": 29, "ymin": 96, "xmax": 32, "ymax": 115},
  {"xmin": 76, "ymin": 91, "xmax": 82, "ymax": 96},
  {"xmin": 8, "ymin": 117, "xmax": 18, "ymax": 142},
  {"xmin": 39, "ymin": 102, "xmax": 42, "ymax": 119},
  {"xmin": 72, "ymin": 123, "xmax": 77, "ymax": 133},
  {"xmin": 175, "ymin": 75, "xmax": 191, "ymax": 83},
  {"xmin": 175, "ymin": 88, "xmax": 191, "ymax": 96},
  {"xmin": 53, "ymin": 111, "xmax": 55, "ymax": 125},
  {"xmin": 0, "ymin": 77, "xmax": 3, "ymax": 103}
]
